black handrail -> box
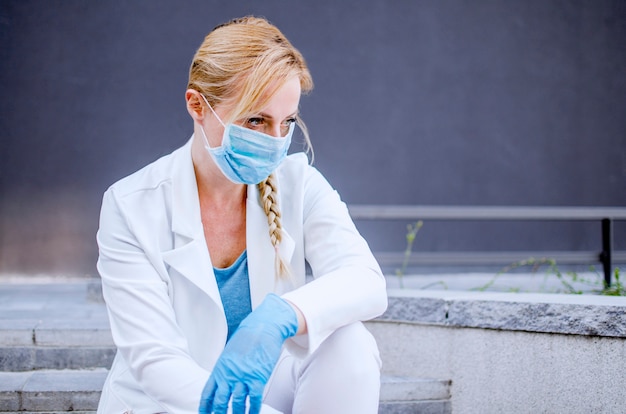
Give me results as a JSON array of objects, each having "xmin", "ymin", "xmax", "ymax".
[{"xmin": 348, "ymin": 205, "xmax": 626, "ymax": 287}]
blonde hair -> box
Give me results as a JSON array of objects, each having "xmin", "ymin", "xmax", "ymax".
[{"xmin": 188, "ymin": 16, "xmax": 313, "ymax": 279}]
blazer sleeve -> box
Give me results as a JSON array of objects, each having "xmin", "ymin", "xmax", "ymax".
[
  {"xmin": 97, "ymin": 187, "xmax": 209, "ymax": 414},
  {"xmin": 281, "ymin": 165, "xmax": 388, "ymax": 356}
]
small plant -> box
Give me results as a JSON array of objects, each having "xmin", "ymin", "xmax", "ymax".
[
  {"xmin": 395, "ymin": 220, "xmax": 423, "ymax": 288},
  {"xmin": 473, "ymin": 257, "xmax": 625, "ymax": 296},
  {"xmin": 473, "ymin": 257, "xmax": 558, "ymax": 293},
  {"xmin": 391, "ymin": 222, "xmax": 623, "ymax": 296},
  {"xmin": 602, "ymin": 268, "xmax": 626, "ymax": 296}
]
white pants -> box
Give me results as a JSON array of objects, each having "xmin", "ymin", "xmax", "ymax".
[{"xmin": 261, "ymin": 322, "xmax": 382, "ymax": 414}]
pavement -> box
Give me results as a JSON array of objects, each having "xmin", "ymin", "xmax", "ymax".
[{"xmin": 0, "ymin": 277, "xmax": 112, "ymax": 349}]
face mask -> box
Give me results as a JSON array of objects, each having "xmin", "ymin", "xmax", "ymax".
[{"xmin": 198, "ymin": 94, "xmax": 294, "ymax": 185}]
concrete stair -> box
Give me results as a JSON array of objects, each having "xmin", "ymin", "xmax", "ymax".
[
  {"xmin": 0, "ymin": 369, "xmax": 107, "ymax": 412},
  {"xmin": 0, "ymin": 280, "xmax": 451, "ymax": 413}
]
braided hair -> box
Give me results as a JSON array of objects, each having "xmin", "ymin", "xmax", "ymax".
[{"xmin": 257, "ymin": 173, "xmax": 291, "ymax": 279}]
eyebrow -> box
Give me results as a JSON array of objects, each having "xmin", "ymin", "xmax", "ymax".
[{"xmin": 256, "ymin": 111, "xmax": 299, "ymax": 120}]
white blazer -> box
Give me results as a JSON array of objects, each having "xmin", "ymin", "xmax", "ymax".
[{"xmin": 96, "ymin": 137, "xmax": 387, "ymax": 414}]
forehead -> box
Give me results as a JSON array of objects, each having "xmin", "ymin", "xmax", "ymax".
[{"xmin": 254, "ymin": 76, "xmax": 301, "ymax": 118}]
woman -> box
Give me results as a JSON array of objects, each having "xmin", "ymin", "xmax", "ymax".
[{"xmin": 96, "ymin": 16, "xmax": 387, "ymax": 414}]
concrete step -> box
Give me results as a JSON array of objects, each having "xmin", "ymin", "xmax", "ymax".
[
  {"xmin": 0, "ymin": 369, "xmax": 106, "ymax": 412},
  {"xmin": 379, "ymin": 376, "xmax": 451, "ymax": 414},
  {"xmin": 0, "ymin": 346, "xmax": 115, "ymax": 372},
  {"xmin": 0, "ymin": 322, "xmax": 116, "ymax": 372},
  {"xmin": 0, "ymin": 369, "xmax": 450, "ymax": 413},
  {"xmin": 0, "ymin": 280, "xmax": 115, "ymax": 373}
]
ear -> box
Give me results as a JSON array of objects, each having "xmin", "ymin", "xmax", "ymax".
[{"xmin": 185, "ymin": 89, "xmax": 206, "ymax": 121}]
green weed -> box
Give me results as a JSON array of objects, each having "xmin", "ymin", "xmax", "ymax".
[
  {"xmin": 393, "ymin": 221, "xmax": 623, "ymax": 295},
  {"xmin": 395, "ymin": 220, "xmax": 423, "ymax": 288},
  {"xmin": 473, "ymin": 257, "xmax": 624, "ymax": 296}
]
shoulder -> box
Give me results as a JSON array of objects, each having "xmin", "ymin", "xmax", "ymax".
[
  {"xmin": 276, "ymin": 152, "xmax": 327, "ymax": 187},
  {"xmin": 277, "ymin": 152, "xmax": 310, "ymax": 175},
  {"xmin": 107, "ymin": 140, "xmax": 191, "ymax": 200},
  {"xmin": 275, "ymin": 152, "xmax": 333, "ymax": 197},
  {"xmin": 98, "ymin": 140, "xmax": 193, "ymax": 245},
  {"xmin": 275, "ymin": 152, "xmax": 340, "ymax": 211}
]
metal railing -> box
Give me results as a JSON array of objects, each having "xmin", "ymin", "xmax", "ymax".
[{"xmin": 348, "ymin": 205, "xmax": 626, "ymax": 287}]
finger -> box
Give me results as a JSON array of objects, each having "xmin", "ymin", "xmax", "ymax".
[
  {"xmin": 212, "ymin": 384, "xmax": 232, "ymax": 414},
  {"xmin": 247, "ymin": 382, "xmax": 264, "ymax": 414},
  {"xmin": 199, "ymin": 377, "xmax": 218, "ymax": 414},
  {"xmin": 230, "ymin": 382, "xmax": 248, "ymax": 414},
  {"xmin": 248, "ymin": 395, "xmax": 262, "ymax": 414}
]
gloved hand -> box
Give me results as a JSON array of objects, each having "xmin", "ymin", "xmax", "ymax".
[{"xmin": 199, "ymin": 293, "xmax": 298, "ymax": 414}]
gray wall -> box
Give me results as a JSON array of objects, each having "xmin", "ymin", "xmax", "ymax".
[{"xmin": 1, "ymin": 1, "xmax": 625, "ymax": 276}]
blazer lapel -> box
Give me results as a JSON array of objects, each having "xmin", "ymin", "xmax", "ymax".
[
  {"xmin": 161, "ymin": 236, "xmax": 220, "ymax": 301},
  {"xmin": 161, "ymin": 138, "xmax": 221, "ymax": 305}
]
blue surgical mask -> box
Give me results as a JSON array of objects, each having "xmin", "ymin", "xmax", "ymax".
[{"xmin": 199, "ymin": 94, "xmax": 294, "ymax": 185}]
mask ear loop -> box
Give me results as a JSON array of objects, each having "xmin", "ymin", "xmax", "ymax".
[
  {"xmin": 198, "ymin": 94, "xmax": 226, "ymax": 150},
  {"xmin": 199, "ymin": 93, "xmax": 226, "ymax": 127}
]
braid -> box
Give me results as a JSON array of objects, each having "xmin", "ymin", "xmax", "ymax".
[{"xmin": 258, "ymin": 174, "xmax": 292, "ymax": 279}]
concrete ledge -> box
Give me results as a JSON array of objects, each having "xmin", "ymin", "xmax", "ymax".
[{"xmin": 380, "ymin": 289, "xmax": 626, "ymax": 337}]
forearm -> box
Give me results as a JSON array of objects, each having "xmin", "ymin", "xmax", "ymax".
[
  {"xmin": 284, "ymin": 299, "xmax": 307, "ymax": 335},
  {"xmin": 281, "ymin": 264, "xmax": 387, "ymax": 355}
]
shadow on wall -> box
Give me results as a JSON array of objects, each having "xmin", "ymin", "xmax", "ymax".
[
  {"xmin": 0, "ymin": 190, "xmax": 101, "ymax": 277},
  {"xmin": 2, "ymin": 1, "xmax": 625, "ymax": 277}
]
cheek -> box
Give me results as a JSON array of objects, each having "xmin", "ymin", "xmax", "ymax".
[{"xmin": 203, "ymin": 123, "xmax": 226, "ymax": 147}]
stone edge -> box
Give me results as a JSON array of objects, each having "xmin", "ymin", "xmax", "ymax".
[{"xmin": 378, "ymin": 289, "xmax": 626, "ymax": 337}]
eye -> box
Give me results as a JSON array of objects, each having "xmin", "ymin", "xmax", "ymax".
[
  {"xmin": 282, "ymin": 117, "xmax": 297, "ymax": 129},
  {"xmin": 246, "ymin": 117, "xmax": 265, "ymax": 128},
  {"xmin": 279, "ymin": 118, "xmax": 296, "ymax": 135}
]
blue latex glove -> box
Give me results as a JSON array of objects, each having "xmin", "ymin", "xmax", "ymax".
[{"xmin": 199, "ymin": 293, "xmax": 298, "ymax": 414}]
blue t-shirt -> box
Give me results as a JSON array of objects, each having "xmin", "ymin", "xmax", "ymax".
[{"xmin": 213, "ymin": 251, "xmax": 253, "ymax": 341}]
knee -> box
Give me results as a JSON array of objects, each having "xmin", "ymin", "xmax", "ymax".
[
  {"xmin": 315, "ymin": 322, "xmax": 382, "ymax": 374},
  {"xmin": 292, "ymin": 323, "xmax": 382, "ymax": 413}
]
